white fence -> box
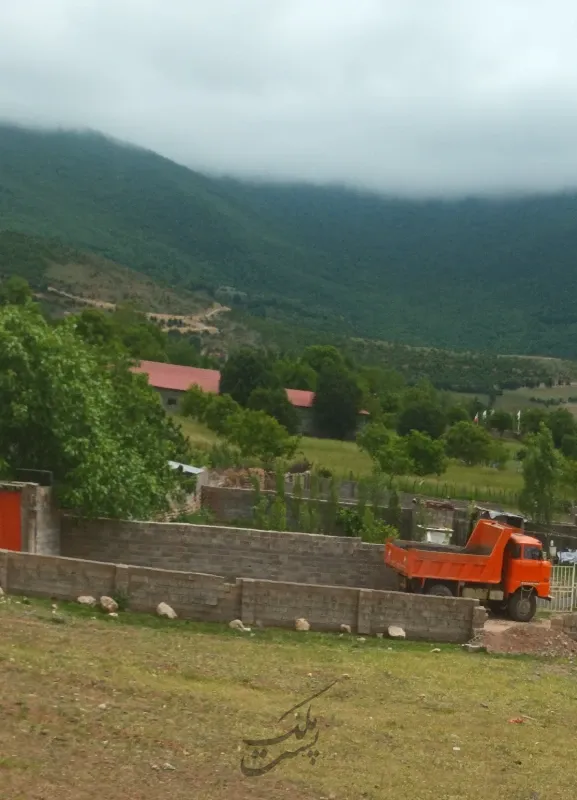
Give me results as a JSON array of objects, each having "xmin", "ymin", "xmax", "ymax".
[{"xmin": 538, "ymin": 565, "xmax": 577, "ymax": 613}]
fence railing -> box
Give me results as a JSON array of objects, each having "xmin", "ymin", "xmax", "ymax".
[{"xmin": 538, "ymin": 565, "xmax": 577, "ymax": 613}]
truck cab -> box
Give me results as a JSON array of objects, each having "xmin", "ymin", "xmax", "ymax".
[{"xmin": 500, "ymin": 533, "xmax": 551, "ymax": 619}]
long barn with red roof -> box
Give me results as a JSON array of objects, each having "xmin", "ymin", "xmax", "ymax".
[{"xmin": 132, "ymin": 360, "xmax": 367, "ymax": 436}]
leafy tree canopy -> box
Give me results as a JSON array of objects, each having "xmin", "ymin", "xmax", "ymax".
[
  {"xmin": 358, "ymin": 423, "xmax": 414, "ymax": 480},
  {"xmin": 405, "ymin": 430, "xmax": 448, "ymax": 477},
  {"xmin": 519, "ymin": 424, "xmax": 561, "ymax": 524},
  {"xmin": 545, "ymin": 407, "xmax": 577, "ymax": 449},
  {"xmin": 489, "ymin": 409, "xmax": 513, "ymax": 436},
  {"xmin": 225, "ymin": 409, "xmax": 299, "ymax": 468},
  {"xmin": 520, "ymin": 407, "xmax": 548, "ymax": 436},
  {"xmin": 397, "ymin": 398, "xmax": 447, "ymax": 440},
  {"xmin": 313, "ymin": 362, "xmax": 363, "ymax": 440},
  {"xmin": 444, "ymin": 421, "xmax": 494, "ymax": 466},
  {"xmin": 0, "ymin": 304, "xmax": 190, "ymax": 518},
  {"xmin": 248, "ymin": 386, "xmax": 300, "ymax": 435},
  {"xmin": 219, "ymin": 348, "xmax": 280, "ymax": 407},
  {"xmin": 301, "ymin": 345, "xmax": 346, "ymax": 374},
  {"xmin": 0, "ymin": 275, "xmax": 34, "ymax": 307}
]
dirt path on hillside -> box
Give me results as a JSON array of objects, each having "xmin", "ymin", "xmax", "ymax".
[{"xmin": 40, "ymin": 286, "xmax": 230, "ymax": 334}]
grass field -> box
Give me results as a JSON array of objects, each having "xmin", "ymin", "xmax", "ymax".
[
  {"xmin": 179, "ymin": 417, "xmax": 523, "ymax": 503},
  {"xmin": 1, "ymin": 596, "xmax": 575, "ymax": 799},
  {"xmin": 496, "ymin": 383, "xmax": 577, "ymax": 417}
]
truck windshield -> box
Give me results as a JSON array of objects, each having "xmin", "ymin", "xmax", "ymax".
[{"xmin": 523, "ymin": 546, "xmax": 543, "ymax": 561}]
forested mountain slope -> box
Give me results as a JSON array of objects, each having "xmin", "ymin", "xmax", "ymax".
[{"xmin": 2, "ymin": 122, "xmax": 577, "ymax": 356}]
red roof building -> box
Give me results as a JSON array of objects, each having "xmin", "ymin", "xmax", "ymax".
[{"xmin": 132, "ymin": 360, "xmax": 316, "ymax": 408}]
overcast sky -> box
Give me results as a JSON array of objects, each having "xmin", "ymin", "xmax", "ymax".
[{"xmin": 2, "ymin": 0, "xmax": 577, "ymax": 196}]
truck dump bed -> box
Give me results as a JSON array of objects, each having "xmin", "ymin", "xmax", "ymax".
[{"xmin": 385, "ymin": 518, "xmax": 513, "ymax": 585}]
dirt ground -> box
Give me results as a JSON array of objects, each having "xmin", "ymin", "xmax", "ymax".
[{"xmin": 483, "ymin": 616, "xmax": 577, "ymax": 658}]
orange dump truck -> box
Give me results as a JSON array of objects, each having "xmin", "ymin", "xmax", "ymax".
[{"xmin": 384, "ymin": 517, "xmax": 551, "ymax": 622}]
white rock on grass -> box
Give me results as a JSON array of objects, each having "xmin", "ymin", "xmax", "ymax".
[
  {"xmin": 462, "ymin": 643, "xmax": 486, "ymax": 653},
  {"xmin": 157, "ymin": 602, "xmax": 177, "ymax": 620},
  {"xmin": 388, "ymin": 625, "xmax": 406, "ymax": 640},
  {"xmin": 100, "ymin": 596, "xmax": 119, "ymax": 614},
  {"xmin": 295, "ymin": 618, "xmax": 310, "ymax": 632},
  {"xmin": 77, "ymin": 595, "xmax": 96, "ymax": 607},
  {"xmin": 229, "ymin": 619, "xmax": 251, "ymax": 632}
]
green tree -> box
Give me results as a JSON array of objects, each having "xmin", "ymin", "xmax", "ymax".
[
  {"xmin": 520, "ymin": 407, "xmax": 548, "ymax": 436},
  {"xmin": 301, "ymin": 344, "xmax": 345, "ymax": 374},
  {"xmin": 561, "ymin": 433, "xmax": 577, "ymax": 460},
  {"xmin": 251, "ymin": 477, "xmax": 269, "ymax": 529},
  {"xmin": 73, "ymin": 308, "xmax": 121, "ymax": 354},
  {"xmin": 219, "ymin": 348, "xmax": 280, "ymax": 407},
  {"xmin": 274, "ymin": 358, "xmax": 317, "ymax": 391},
  {"xmin": 111, "ymin": 304, "xmax": 168, "ymax": 362},
  {"xmin": 358, "ymin": 425, "xmax": 414, "ymax": 482},
  {"xmin": 0, "ymin": 304, "xmax": 189, "ymax": 518},
  {"xmin": 519, "ymin": 424, "xmax": 561, "ymax": 524},
  {"xmin": 204, "ymin": 394, "xmax": 241, "ymax": 435},
  {"xmin": 357, "ymin": 366, "xmax": 404, "ymax": 417},
  {"xmin": 488, "ymin": 439, "xmax": 509, "ymax": 470},
  {"xmin": 164, "ymin": 335, "xmax": 203, "ymax": 367},
  {"xmin": 225, "ymin": 408, "xmax": 299, "ymax": 467},
  {"xmin": 405, "ymin": 430, "xmax": 448, "ymax": 476},
  {"xmin": 444, "ymin": 421, "xmax": 493, "ymax": 466},
  {"xmin": 181, "ymin": 384, "xmax": 212, "ymax": 421},
  {"xmin": 0, "ymin": 276, "xmax": 34, "ymax": 306},
  {"xmin": 397, "ymin": 385, "xmax": 447, "ymax": 439},
  {"xmin": 248, "ymin": 386, "xmax": 300, "ymax": 434},
  {"xmin": 313, "ymin": 363, "xmax": 363, "ymax": 440},
  {"xmin": 546, "ymin": 408, "xmax": 577, "ymax": 449},
  {"xmin": 489, "ymin": 409, "xmax": 513, "ymax": 436},
  {"xmin": 446, "ymin": 404, "xmax": 470, "ymax": 425}
]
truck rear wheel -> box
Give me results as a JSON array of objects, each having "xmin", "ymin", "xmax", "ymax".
[
  {"xmin": 426, "ymin": 583, "xmax": 454, "ymax": 597},
  {"xmin": 507, "ymin": 590, "xmax": 536, "ymax": 622}
]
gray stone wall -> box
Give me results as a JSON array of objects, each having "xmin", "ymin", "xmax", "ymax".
[
  {"xmin": 0, "ymin": 549, "xmax": 480, "ymax": 643},
  {"xmin": 241, "ymin": 578, "xmax": 482, "ymax": 641},
  {"xmin": 61, "ymin": 516, "xmax": 400, "ymax": 591}
]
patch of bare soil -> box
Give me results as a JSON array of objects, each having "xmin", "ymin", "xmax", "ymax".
[{"xmin": 484, "ymin": 623, "xmax": 577, "ymax": 657}]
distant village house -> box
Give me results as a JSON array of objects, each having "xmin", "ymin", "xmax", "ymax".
[{"xmin": 132, "ymin": 360, "xmax": 368, "ymax": 436}]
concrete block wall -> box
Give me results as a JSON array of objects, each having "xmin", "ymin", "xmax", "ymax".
[
  {"xmin": 0, "ymin": 550, "xmax": 240, "ymax": 622},
  {"xmin": 0, "ymin": 549, "xmax": 116, "ymax": 600},
  {"xmin": 240, "ymin": 578, "xmax": 479, "ymax": 642},
  {"xmin": 201, "ymin": 485, "xmax": 415, "ymax": 539},
  {"xmin": 551, "ymin": 613, "xmax": 577, "ymax": 640},
  {"xmin": 61, "ymin": 517, "xmax": 400, "ymax": 591},
  {"xmin": 0, "ymin": 549, "xmax": 479, "ymax": 642}
]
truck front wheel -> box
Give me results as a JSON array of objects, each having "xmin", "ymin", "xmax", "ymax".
[
  {"xmin": 507, "ymin": 590, "xmax": 537, "ymax": 622},
  {"xmin": 426, "ymin": 583, "xmax": 454, "ymax": 597}
]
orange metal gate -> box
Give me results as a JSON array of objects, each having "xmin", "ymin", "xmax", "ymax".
[{"xmin": 0, "ymin": 490, "xmax": 22, "ymax": 551}]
